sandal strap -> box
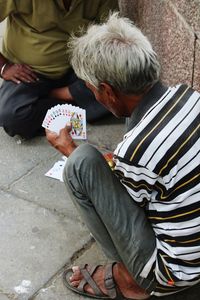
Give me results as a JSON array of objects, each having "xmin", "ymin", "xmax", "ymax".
[
  {"xmin": 78, "ymin": 264, "xmax": 105, "ymax": 297},
  {"xmin": 104, "ymin": 263, "xmax": 117, "ymax": 299},
  {"xmin": 104, "ymin": 263, "xmax": 126, "ymax": 300}
]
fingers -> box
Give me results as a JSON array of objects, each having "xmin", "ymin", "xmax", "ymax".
[
  {"xmin": 45, "ymin": 129, "xmax": 57, "ymax": 144},
  {"xmin": 2, "ymin": 63, "xmax": 39, "ymax": 83},
  {"xmin": 46, "ymin": 126, "xmax": 71, "ymax": 141},
  {"xmin": 60, "ymin": 123, "xmax": 72, "ymax": 135},
  {"xmin": 12, "ymin": 64, "xmax": 38, "ymax": 83},
  {"xmin": 72, "ymin": 266, "xmax": 80, "ymax": 273},
  {"xmin": 45, "ymin": 126, "xmax": 76, "ymax": 156},
  {"xmin": 21, "ymin": 64, "xmax": 39, "ymax": 81}
]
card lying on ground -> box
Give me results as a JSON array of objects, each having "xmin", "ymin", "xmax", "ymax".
[
  {"xmin": 45, "ymin": 156, "xmax": 67, "ymax": 182},
  {"xmin": 42, "ymin": 104, "xmax": 86, "ymax": 139}
]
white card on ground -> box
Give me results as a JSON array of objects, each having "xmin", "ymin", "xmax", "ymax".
[{"xmin": 45, "ymin": 156, "xmax": 67, "ymax": 182}]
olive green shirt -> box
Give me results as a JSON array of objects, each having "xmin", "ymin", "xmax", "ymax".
[{"xmin": 0, "ymin": 0, "xmax": 118, "ymax": 78}]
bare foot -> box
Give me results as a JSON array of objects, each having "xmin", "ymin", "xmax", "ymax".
[{"xmin": 69, "ymin": 263, "xmax": 150, "ymax": 299}]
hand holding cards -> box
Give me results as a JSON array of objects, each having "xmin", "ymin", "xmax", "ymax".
[{"xmin": 42, "ymin": 104, "xmax": 86, "ymax": 139}]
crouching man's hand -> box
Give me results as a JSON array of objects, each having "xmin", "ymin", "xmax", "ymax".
[{"xmin": 45, "ymin": 125, "xmax": 77, "ymax": 157}]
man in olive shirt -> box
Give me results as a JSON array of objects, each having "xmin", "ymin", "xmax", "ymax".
[{"xmin": 0, "ymin": 0, "xmax": 118, "ymax": 138}]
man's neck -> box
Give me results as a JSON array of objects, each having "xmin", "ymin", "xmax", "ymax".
[{"xmin": 63, "ymin": 0, "xmax": 72, "ymax": 11}]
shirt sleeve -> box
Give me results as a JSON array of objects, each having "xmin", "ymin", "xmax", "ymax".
[
  {"xmin": 114, "ymin": 157, "xmax": 159, "ymax": 207},
  {"xmin": 0, "ymin": 0, "xmax": 17, "ymax": 21}
]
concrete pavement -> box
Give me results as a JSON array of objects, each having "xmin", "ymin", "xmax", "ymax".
[
  {"xmin": 1, "ymin": 115, "xmax": 200, "ymax": 300},
  {"xmin": 0, "ymin": 116, "xmax": 124, "ymax": 300}
]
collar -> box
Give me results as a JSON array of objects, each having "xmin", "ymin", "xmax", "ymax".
[{"xmin": 126, "ymin": 81, "xmax": 168, "ymax": 132}]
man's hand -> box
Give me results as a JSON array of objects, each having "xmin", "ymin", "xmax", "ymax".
[
  {"xmin": 45, "ymin": 125, "xmax": 77, "ymax": 157},
  {"xmin": 1, "ymin": 63, "xmax": 38, "ymax": 84}
]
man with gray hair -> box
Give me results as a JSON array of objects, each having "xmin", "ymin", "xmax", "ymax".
[{"xmin": 46, "ymin": 13, "xmax": 200, "ymax": 299}]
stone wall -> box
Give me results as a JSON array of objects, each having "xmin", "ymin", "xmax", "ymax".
[{"xmin": 119, "ymin": 0, "xmax": 200, "ymax": 92}]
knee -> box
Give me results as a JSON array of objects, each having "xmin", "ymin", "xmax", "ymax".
[
  {"xmin": 0, "ymin": 99, "xmax": 34, "ymax": 137},
  {"xmin": 0, "ymin": 102, "xmax": 12, "ymax": 125},
  {"xmin": 63, "ymin": 144, "xmax": 103, "ymax": 181},
  {"xmin": 0, "ymin": 108, "xmax": 22, "ymax": 137},
  {"xmin": 0, "ymin": 89, "xmax": 18, "ymax": 127},
  {"xmin": 0, "ymin": 105, "xmax": 18, "ymax": 136}
]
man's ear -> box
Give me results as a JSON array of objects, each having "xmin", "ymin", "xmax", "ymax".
[{"xmin": 99, "ymin": 82, "xmax": 117, "ymax": 102}]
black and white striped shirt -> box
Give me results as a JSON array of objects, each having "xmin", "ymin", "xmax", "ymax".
[{"xmin": 114, "ymin": 83, "xmax": 200, "ymax": 296}]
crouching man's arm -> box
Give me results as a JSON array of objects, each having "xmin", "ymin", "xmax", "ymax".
[{"xmin": 45, "ymin": 126, "xmax": 77, "ymax": 157}]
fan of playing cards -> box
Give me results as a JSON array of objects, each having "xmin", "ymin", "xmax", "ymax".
[{"xmin": 42, "ymin": 104, "xmax": 86, "ymax": 140}]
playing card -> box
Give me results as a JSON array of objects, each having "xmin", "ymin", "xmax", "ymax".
[
  {"xmin": 45, "ymin": 156, "xmax": 68, "ymax": 182},
  {"xmin": 42, "ymin": 104, "xmax": 87, "ymax": 139},
  {"xmin": 70, "ymin": 109, "xmax": 86, "ymax": 140}
]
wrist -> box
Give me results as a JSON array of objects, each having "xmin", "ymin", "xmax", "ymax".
[
  {"xmin": 64, "ymin": 140, "xmax": 77, "ymax": 156},
  {"xmin": 0, "ymin": 62, "xmax": 9, "ymax": 78},
  {"xmin": 56, "ymin": 140, "xmax": 77, "ymax": 157}
]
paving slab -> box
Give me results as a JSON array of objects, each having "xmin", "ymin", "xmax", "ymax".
[
  {"xmin": 0, "ymin": 295, "xmax": 9, "ymax": 300},
  {"xmin": 9, "ymin": 152, "xmax": 80, "ymax": 218},
  {"xmin": 0, "ymin": 129, "xmax": 56, "ymax": 189},
  {"xmin": 32, "ymin": 242, "xmax": 108, "ymax": 300},
  {"xmin": 0, "ymin": 190, "xmax": 90, "ymax": 300}
]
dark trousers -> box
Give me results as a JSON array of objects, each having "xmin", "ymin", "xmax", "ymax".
[{"xmin": 0, "ymin": 70, "xmax": 110, "ymax": 139}]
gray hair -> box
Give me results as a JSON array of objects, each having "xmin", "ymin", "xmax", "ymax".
[{"xmin": 69, "ymin": 13, "xmax": 160, "ymax": 94}]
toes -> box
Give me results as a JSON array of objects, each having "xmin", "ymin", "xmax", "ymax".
[
  {"xmin": 72, "ymin": 266, "xmax": 80, "ymax": 272},
  {"xmin": 69, "ymin": 266, "xmax": 83, "ymax": 282},
  {"xmin": 71, "ymin": 280, "xmax": 81, "ymax": 287}
]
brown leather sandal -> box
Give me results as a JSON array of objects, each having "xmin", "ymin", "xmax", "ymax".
[{"xmin": 63, "ymin": 262, "xmax": 128, "ymax": 299}]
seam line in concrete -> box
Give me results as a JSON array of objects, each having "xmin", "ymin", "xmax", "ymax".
[
  {"xmin": 0, "ymin": 187, "xmax": 79, "ymax": 221},
  {"xmin": 4, "ymin": 152, "xmax": 59, "ymax": 189},
  {"xmin": 28, "ymin": 237, "xmax": 95, "ymax": 300}
]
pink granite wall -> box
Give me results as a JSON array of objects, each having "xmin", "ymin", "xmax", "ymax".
[{"xmin": 119, "ymin": 0, "xmax": 200, "ymax": 92}]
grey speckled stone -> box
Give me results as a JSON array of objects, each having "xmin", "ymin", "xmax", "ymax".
[
  {"xmin": 119, "ymin": 0, "xmax": 200, "ymax": 92},
  {"xmin": 133, "ymin": 0, "xmax": 195, "ymax": 88},
  {"xmin": 173, "ymin": 0, "xmax": 200, "ymax": 38},
  {"xmin": 193, "ymin": 38, "xmax": 200, "ymax": 92}
]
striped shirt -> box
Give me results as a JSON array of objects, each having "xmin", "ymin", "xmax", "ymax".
[{"xmin": 114, "ymin": 83, "xmax": 200, "ymax": 296}]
